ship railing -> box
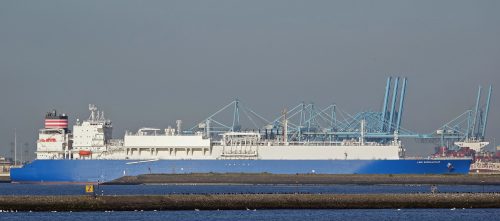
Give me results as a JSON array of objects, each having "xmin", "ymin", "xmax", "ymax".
[
  {"xmin": 219, "ymin": 153, "xmax": 258, "ymax": 159},
  {"xmin": 220, "ymin": 153, "xmax": 258, "ymax": 157},
  {"xmin": 404, "ymin": 156, "xmax": 472, "ymax": 160},
  {"xmin": 126, "ymin": 133, "xmax": 206, "ymax": 137},
  {"xmin": 108, "ymin": 139, "xmax": 124, "ymax": 146},
  {"xmin": 257, "ymin": 141, "xmax": 390, "ymax": 147}
]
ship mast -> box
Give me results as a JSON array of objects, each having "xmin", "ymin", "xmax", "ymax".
[{"xmin": 282, "ymin": 108, "xmax": 287, "ymax": 145}]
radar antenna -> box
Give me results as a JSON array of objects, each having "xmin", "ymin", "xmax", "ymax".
[{"xmin": 89, "ymin": 104, "xmax": 98, "ymax": 122}]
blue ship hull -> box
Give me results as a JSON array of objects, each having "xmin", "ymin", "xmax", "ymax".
[{"xmin": 10, "ymin": 159, "xmax": 472, "ymax": 183}]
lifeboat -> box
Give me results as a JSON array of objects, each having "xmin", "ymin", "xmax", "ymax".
[{"xmin": 79, "ymin": 150, "xmax": 92, "ymax": 156}]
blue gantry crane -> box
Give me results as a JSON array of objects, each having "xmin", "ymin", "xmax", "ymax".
[{"xmin": 190, "ymin": 77, "xmax": 492, "ymax": 151}]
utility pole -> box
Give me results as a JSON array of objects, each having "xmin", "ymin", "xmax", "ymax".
[
  {"xmin": 10, "ymin": 142, "xmax": 14, "ymax": 162},
  {"xmin": 20, "ymin": 142, "xmax": 23, "ymax": 164},
  {"xmin": 24, "ymin": 143, "xmax": 29, "ymax": 163},
  {"xmin": 14, "ymin": 129, "xmax": 17, "ymax": 166},
  {"xmin": 20, "ymin": 142, "xmax": 28, "ymax": 164}
]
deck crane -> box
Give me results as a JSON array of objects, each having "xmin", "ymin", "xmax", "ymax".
[{"xmin": 454, "ymin": 85, "xmax": 492, "ymax": 152}]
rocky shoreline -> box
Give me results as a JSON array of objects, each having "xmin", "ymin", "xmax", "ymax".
[{"xmin": 0, "ymin": 193, "xmax": 499, "ymax": 211}]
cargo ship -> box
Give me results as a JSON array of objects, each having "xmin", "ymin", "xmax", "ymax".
[
  {"xmin": 10, "ymin": 104, "xmax": 472, "ymax": 183},
  {"xmin": 433, "ymin": 143, "xmax": 500, "ymax": 174}
]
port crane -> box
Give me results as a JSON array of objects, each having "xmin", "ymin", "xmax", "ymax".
[{"xmin": 189, "ymin": 77, "xmax": 492, "ymax": 151}]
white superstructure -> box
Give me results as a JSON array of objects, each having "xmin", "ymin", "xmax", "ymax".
[
  {"xmin": 72, "ymin": 105, "xmax": 112, "ymax": 157},
  {"xmin": 36, "ymin": 110, "xmax": 71, "ymax": 159},
  {"xmin": 36, "ymin": 105, "xmax": 405, "ymax": 161},
  {"xmin": 36, "ymin": 128, "xmax": 71, "ymax": 159}
]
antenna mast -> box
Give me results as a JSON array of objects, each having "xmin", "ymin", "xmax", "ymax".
[
  {"xmin": 14, "ymin": 128, "xmax": 17, "ymax": 166},
  {"xmin": 282, "ymin": 108, "xmax": 288, "ymax": 144}
]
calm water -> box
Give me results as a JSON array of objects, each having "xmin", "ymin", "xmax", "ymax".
[
  {"xmin": 1, "ymin": 209, "xmax": 500, "ymax": 221},
  {"xmin": 0, "ymin": 183, "xmax": 499, "ymax": 195}
]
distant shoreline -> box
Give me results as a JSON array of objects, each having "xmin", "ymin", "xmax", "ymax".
[{"xmin": 0, "ymin": 175, "xmax": 9, "ymax": 183}]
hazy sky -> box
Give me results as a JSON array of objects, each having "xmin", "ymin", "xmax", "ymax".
[{"xmin": 0, "ymin": 1, "xmax": 499, "ymax": 159}]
